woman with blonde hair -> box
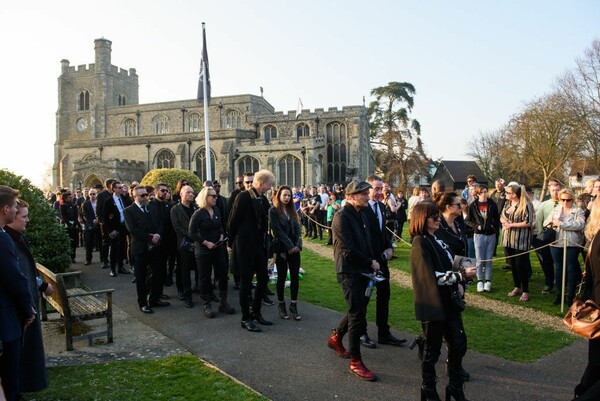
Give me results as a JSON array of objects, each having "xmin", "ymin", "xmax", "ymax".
[
  {"xmin": 189, "ymin": 187, "xmax": 234, "ymax": 318},
  {"xmin": 571, "ymin": 197, "xmax": 600, "ymax": 400},
  {"xmin": 501, "ymin": 183, "xmax": 535, "ymax": 301},
  {"xmin": 544, "ymin": 188, "xmax": 585, "ymax": 306}
]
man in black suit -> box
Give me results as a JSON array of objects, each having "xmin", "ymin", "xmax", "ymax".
[
  {"xmin": 104, "ymin": 181, "xmax": 129, "ymax": 277},
  {"xmin": 228, "ymin": 169, "xmax": 273, "ymax": 332},
  {"xmin": 0, "ymin": 186, "xmax": 35, "ymax": 401},
  {"xmin": 96, "ymin": 178, "xmax": 115, "ymax": 269},
  {"xmin": 226, "ymin": 173, "xmax": 251, "ymax": 290},
  {"xmin": 362, "ymin": 175, "xmax": 406, "ymax": 348},
  {"xmin": 327, "ymin": 180, "xmax": 378, "ymax": 381},
  {"xmin": 80, "ymin": 188, "xmax": 99, "ymax": 265},
  {"xmin": 124, "ymin": 185, "xmax": 169, "ymax": 314},
  {"xmin": 151, "ymin": 183, "xmax": 175, "ymax": 292}
]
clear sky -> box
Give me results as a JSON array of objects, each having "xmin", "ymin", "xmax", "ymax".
[{"xmin": 1, "ymin": 0, "xmax": 598, "ymax": 188}]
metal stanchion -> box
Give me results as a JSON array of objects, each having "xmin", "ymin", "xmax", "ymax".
[{"xmin": 561, "ymin": 235, "xmax": 567, "ymax": 313}]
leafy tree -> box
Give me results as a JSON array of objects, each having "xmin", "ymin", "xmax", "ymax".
[
  {"xmin": 140, "ymin": 168, "xmax": 203, "ymax": 193},
  {"xmin": 0, "ymin": 169, "xmax": 71, "ymax": 272},
  {"xmin": 367, "ymin": 82, "xmax": 428, "ymax": 190}
]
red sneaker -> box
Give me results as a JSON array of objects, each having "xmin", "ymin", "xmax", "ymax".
[
  {"xmin": 327, "ymin": 331, "xmax": 350, "ymax": 358},
  {"xmin": 349, "ymin": 357, "xmax": 377, "ymax": 381}
]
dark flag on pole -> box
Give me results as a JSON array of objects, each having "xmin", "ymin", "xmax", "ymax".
[{"xmin": 197, "ymin": 23, "xmax": 211, "ymax": 104}]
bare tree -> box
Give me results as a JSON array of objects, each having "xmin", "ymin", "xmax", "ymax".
[
  {"xmin": 508, "ymin": 93, "xmax": 585, "ymax": 199},
  {"xmin": 557, "ymin": 39, "xmax": 600, "ymax": 172}
]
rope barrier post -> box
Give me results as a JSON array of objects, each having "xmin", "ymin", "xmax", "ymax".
[{"xmin": 561, "ymin": 235, "xmax": 567, "ymax": 313}]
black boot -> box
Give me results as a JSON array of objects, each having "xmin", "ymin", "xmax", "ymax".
[
  {"xmin": 218, "ymin": 291, "xmax": 235, "ymax": 314},
  {"xmin": 445, "ymin": 383, "xmax": 468, "ymax": 401},
  {"xmin": 289, "ymin": 301, "xmax": 301, "ymax": 321},
  {"xmin": 278, "ymin": 302, "xmax": 289, "ymax": 319},
  {"xmin": 202, "ymin": 298, "xmax": 215, "ymax": 319},
  {"xmin": 420, "ymin": 384, "xmax": 441, "ymax": 401}
]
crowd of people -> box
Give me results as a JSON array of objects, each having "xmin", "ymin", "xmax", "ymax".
[{"xmin": 3, "ymin": 170, "xmax": 600, "ymax": 400}]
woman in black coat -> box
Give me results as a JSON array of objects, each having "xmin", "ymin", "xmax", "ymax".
[
  {"xmin": 269, "ymin": 186, "xmax": 302, "ymax": 320},
  {"xmin": 189, "ymin": 187, "xmax": 234, "ymax": 318},
  {"xmin": 410, "ymin": 202, "xmax": 475, "ymax": 401},
  {"xmin": 572, "ymin": 197, "xmax": 600, "ymax": 400},
  {"xmin": 5, "ymin": 200, "xmax": 53, "ymax": 394}
]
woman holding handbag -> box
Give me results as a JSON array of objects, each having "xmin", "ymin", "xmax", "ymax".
[
  {"xmin": 410, "ymin": 202, "xmax": 476, "ymax": 401},
  {"xmin": 571, "ymin": 197, "xmax": 600, "ymax": 400},
  {"xmin": 545, "ymin": 188, "xmax": 585, "ymax": 306}
]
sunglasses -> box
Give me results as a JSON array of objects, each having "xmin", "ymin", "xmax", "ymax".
[
  {"xmin": 428, "ymin": 213, "xmax": 441, "ymax": 220},
  {"xmin": 138, "ymin": 193, "xmax": 149, "ymax": 198},
  {"xmin": 208, "ymin": 194, "xmax": 218, "ymax": 198},
  {"xmin": 236, "ymin": 182, "xmax": 243, "ymax": 185},
  {"xmin": 244, "ymin": 181, "xmax": 253, "ymax": 184},
  {"xmin": 159, "ymin": 189, "xmax": 169, "ymax": 192},
  {"xmin": 560, "ymin": 198, "xmax": 573, "ymax": 202}
]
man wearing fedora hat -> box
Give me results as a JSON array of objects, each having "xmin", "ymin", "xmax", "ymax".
[{"xmin": 327, "ymin": 180, "xmax": 380, "ymax": 381}]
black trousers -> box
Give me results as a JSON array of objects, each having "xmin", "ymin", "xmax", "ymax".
[
  {"xmin": 421, "ymin": 318, "xmax": 467, "ymax": 387},
  {"xmin": 276, "ymin": 251, "xmax": 301, "ymax": 301},
  {"xmin": 177, "ymin": 249, "xmax": 196, "ymax": 299},
  {"xmin": 577, "ymin": 338, "xmax": 600, "ymax": 396},
  {"xmin": 0, "ymin": 338, "xmax": 21, "ymax": 401},
  {"xmin": 84, "ymin": 227, "xmax": 97, "ymax": 263},
  {"xmin": 99, "ymin": 223, "xmax": 110, "ymax": 263},
  {"xmin": 133, "ymin": 248, "xmax": 162, "ymax": 307},
  {"xmin": 239, "ymin": 253, "xmax": 268, "ymax": 321},
  {"xmin": 109, "ymin": 224, "xmax": 127, "ymax": 270},
  {"xmin": 505, "ymin": 247, "xmax": 531, "ymax": 292},
  {"xmin": 316, "ymin": 209, "xmax": 325, "ymax": 239},
  {"xmin": 335, "ymin": 273, "xmax": 369, "ymax": 357},
  {"xmin": 531, "ymin": 236, "xmax": 555, "ymax": 287},
  {"xmin": 67, "ymin": 228, "xmax": 79, "ymax": 260},
  {"xmin": 365, "ymin": 263, "xmax": 391, "ymax": 337},
  {"xmin": 195, "ymin": 248, "xmax": 228, "ymax": 301}
]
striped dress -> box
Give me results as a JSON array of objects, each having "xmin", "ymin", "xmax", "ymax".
[{"xmin": 501, "ymin": 201, "xmax": 534, "ymax": 251}]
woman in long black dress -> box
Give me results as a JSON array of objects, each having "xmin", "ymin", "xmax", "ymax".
[{"xmin": 410, "ymin": 202, "xmax": 476, "ymax": 401}]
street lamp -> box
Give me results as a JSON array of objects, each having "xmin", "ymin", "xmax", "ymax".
[
  {"xmin": 187, "ymin": 138, "xmax": 192, "ymax": 171},
  {"xmin": 301, "ymin": 146, "xmax": 306, "ymax": 187},
  {"xmin": 181, "ymin": 106, "xmax": 187, "ymax": 132},
  {"xmin": 146, "ymin": 140, "xmax": 151, "ymax": 172}
]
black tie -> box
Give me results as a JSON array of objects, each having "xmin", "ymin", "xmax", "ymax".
[{"xmin": 141, "ymin": 205, "xmax": 148, "ymax": 213}]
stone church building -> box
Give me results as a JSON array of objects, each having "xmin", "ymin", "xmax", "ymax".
[{"xmin": 54, "ymin": 38, "xmax": 372, "ymax": 195}]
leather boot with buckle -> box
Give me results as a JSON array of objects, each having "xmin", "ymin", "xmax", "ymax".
[
  {"xmin": 327, "ymin": 330, "xmax": 350, "ymax": 358},
  {"xmin": 349, "ymin": 356, "xmax": 377, "ymax": 381}
]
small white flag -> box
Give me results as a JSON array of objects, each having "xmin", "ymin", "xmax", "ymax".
[{"xmin": 296, "ymin": 98, "xmax": 303, "ymax": 119}]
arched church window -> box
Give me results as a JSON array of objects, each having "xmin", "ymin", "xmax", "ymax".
[
  {"xmin": 155, "ymin": 149, "xmax": 175, "ymax": 169},
  {"xmin": 186, "ymin": 112, "xmax": 203, "ymax": 132},
  {"xmin": 264, "ymin": 125, "xmax": 277, "ymax": 144},
  {"xmin": 78, "ymin": 90, "xmax": 90, "ymax": 111},
  {"xmin": 237, "ymin": 155, "xmax": 260, "ymax": 176},
  {"xmin": 326, "ymin": 122, "xmax": 347, "ymax": 183},
  {"xmin": 296, "ymin": 123, "xmax": 310, "ymax": 140},
  {"xmin": 195, "ymin": 148, "xmax": 216, "ymax": 183},
  {"xmin": 278, "ymin": 154, "xmax": 301, "ymax": 188},
  {"xmin": 152, "ymin": 115, "xmax": 169, "ymax": 135},
  {"xmin": 122, "ymin": 118, "xmax": 138, "ymax": 136}
]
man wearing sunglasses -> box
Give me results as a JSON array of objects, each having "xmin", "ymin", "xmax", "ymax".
[
  {"xmin": 152, "ymin": 183, "xmax": 176, "ymax": 296},
  {"xmin": 226, "ymin": 173, "xmax": 253, "ymax": 290},
  {"xmin": 124, "ymin": 186, "xmax": 166, "ymax": 314}
]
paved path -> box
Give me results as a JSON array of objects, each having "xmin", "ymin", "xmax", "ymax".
[{"xmin": 48, "ymin": 249, "xmax": 586, "ymax": 401}]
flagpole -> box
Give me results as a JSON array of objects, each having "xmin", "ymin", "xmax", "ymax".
[{"xmin": 201, "ymin": 23, "xmax": 212, "ymax": 181}]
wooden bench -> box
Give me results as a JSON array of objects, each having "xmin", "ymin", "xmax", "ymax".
[{"xmin": 36, "ymin": 263, "xmax": 115, "ymax": 351}]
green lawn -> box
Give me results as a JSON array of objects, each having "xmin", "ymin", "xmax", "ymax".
[{"xmin": 24, "ymin": 355, "xmax": 267, "ymax": 401}]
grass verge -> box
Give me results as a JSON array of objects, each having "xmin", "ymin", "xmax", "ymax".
[{"xmin": 24, "ymin": 355, "xmax": 268, "ymax": 401}]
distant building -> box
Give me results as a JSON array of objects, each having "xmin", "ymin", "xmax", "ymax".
[
  {"xmin": 54, "ymin": 39, "xmax": 373, "ymax": 194},
  {"xmin": 431, "ymin": 160, "xmax": 487, "ymax": 192}
]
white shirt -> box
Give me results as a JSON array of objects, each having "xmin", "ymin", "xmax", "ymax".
[{"xmin": 113, "ymin": 194, "xmax": 125, "ymax": 223}]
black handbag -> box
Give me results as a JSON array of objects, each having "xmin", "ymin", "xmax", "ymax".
[
  {"xmin": 180, "ymin": 237, "xmax": 195, "ymax": 252},
  {"xmin": 539, "ymin": 223, "xmax": 556, "ymax": 243}
]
